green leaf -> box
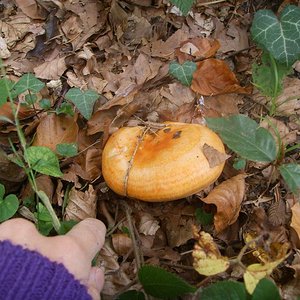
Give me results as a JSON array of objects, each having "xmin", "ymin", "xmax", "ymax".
[
  {"xmin": 169, "ymin": 0, "xmax": 195, "ymax": 15},
  {"xmin": 252, "ymin": 51, "xmax": 291, "ymax": 98},
  {"xmin": 35, "ymin": 203, "xmax": 53, "ymax": 236},
  {"xmin": 56, "ymin": 143, "xmax": 78, "ymax": 157},
  {"xmin": 26, "ymin": 146, "xmax": 63, "ymax": 177},
  {"xmin": 0, "ymin": 193, "xmax": 19, "ymax": 222},
  {"xmin": 195, "ymin": 207, "xmax": 214, "ymax": 225},
  {"xmin": 0, "ymin": 184, "xmax": 5, "ymax": 199},
  {"xmin": 206, "ymin": 114, "xmax": 277, "ymax": 162},
  {"xmin": 0, "ymin": 78, "xmax": 15, "ymax": 106},
  {"xmin": 25, "ymin": 93, "xmax": 37, "ymax": 104},
  {"xmin": 57, "ymin": 220, "xmax": 78, "ymax": 235},
  {"xmin": 13, "ymin": 73, "xmax": 45, "ymax": 94},
  {"xmin": 169, "ymin": 61, "xmax": 197, "ymax": 86},
  {"xmin": 279, "ymin": 163, "xmax": 300, "ymax": 195},
  {"xmin": 65, "ymin": 88, "xmax": 99, "ymax": 120},
  {"xmin": 39, "ymin": 98, "xmax": 51, "ymax": 110},
  {"xmin": 200, "ymin": 280, "xmax": 247, "ymax": 300},
  {"xmin": 56, "ymin": 102, "xmax": 74, "ymax": 116},
  {"xmin": 233, "ymin": 158, "xmax": 247, "ymax": 170},
  {"xmin": 116, "ymin": 290, "xmax": 145, "ymax": 300},
  {"xmin": 138, "ymin": 265, "xmax": 196, "ymax": 299},
  {"xmin": 251, "ymin": 5, "xmax": 300, "ymax": 66},
  {"xmin": 252, "ymin": 278, "xmax": 280, "ymax": 300}
]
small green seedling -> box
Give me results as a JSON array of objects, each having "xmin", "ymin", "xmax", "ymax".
[{"xmin": 0, "ymin": 184, "xmax": 19, "ymax": 222}]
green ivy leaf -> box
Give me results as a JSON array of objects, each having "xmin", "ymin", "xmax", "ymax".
[
  {"xmin": 65, "ymin": 88, "xmax": 99, "ymax": 120},
  {"xmin": 56, "ymin": 102, "xmax": 74, "ymax": 116},
  {"xmin": 39, "ymin": 98, "xmax": 51, "ymax": 110},
  {"xmin": 13, "ymin": 73, "xmax": 45, "ymax": 94},
  {"xmin": 0, "ymin": 184, "xmax": 19, "ymax": 222},
  {"xmin": 200, "ymin": 280, "xmax": 247, "ymax": 300},
  {"xmin": 0, "ymin": 78, "xmax": 15, "ymax": 106},
  {"xmin": 116, "ymin": 290, "xmax": 145, "ymax": 300},
  {"xmin": 252, "ymin": 51, "xmax": 291, "ymax": 98},
  {"xmin": 26, "ymin": 146, "xmax": 63, "ymax": 177},
  {"xmin": 56, "ymin": 143, "xmax": 78, "ymax": 157},
  {"xmin": 279, "ymin": 163, "xmax": 300, "ymax": 195},
  {"xmin": 169, "ymin": 0, "xmax": 195, "ymax": 15},
  {"xmin": 138, "ymin": 265, "xmax": 196, "ymax": 299},
  {"xmin": 251, "ymin": 5, "xmax": 300, "ymax": 66},
  {"xmin": 206, "ymin": 115, "xmax": 277, "ymax": 162},
  {"xmin": 252, "ymin": 278, "xmax": 281, "ymax": 300},
  {"xmin": 169, "ymin": 61, "xmax": 197, "ymax": 86}
]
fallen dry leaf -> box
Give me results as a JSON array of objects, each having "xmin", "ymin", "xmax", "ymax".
[
  {"xmin": 33, "ymin": 113, "xmax": 78, "ymax": 152},
  {"xmin": 175, "ymin": 37, "xmax": 220, "ymax": 63},
  {"xmin": 112, "ymin": 233, "xmax": 133, "ymax": 257},
  {"xmin": 244, "ymin": 251, "xmax": 288, "ymax": 294},
  {"xmin": 191, "ymin": 58, "xmax": 251, "ymax": 95},
  {"xmin": 64, "ymin": 185, "xmax": 97, "ymax": 221},
  {"xmin": 291, "ymin": 202, "xmax": 300, "ymax": 240},
  {"xmin": 201, "ymin": 174, "xmax": 246, "ymax": 233},
  {"xmin": 138, "ymin": 213, "xmax": 160, "ymax": 236},
  {"xmin": 202, "ymin": 143, "xmax": 230, "ymax": 168},
  {"xmin": 193, "ymin": 228, "xmax": 230, "ymax": 276}
]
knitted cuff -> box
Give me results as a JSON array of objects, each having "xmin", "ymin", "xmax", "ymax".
[{"xmin": 0, "ymin": 240, "xmax": 92, "ymax": 300}]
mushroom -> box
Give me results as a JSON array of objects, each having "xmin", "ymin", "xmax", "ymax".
[{"xmin": 102, "ymin": 122, "xmax": 225, "ymax": 202}]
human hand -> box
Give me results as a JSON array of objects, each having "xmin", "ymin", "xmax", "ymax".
[{"xmin": 0, "ymin": 218, "xmax": 106, "ymax": 300}]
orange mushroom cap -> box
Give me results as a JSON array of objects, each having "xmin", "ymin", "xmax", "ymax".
[{"xmin": 102, "ymin": 122, "xmax": 225, "ymax": 202}]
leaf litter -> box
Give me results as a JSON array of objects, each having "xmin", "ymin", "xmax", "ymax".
[{"xmin": 0, "ymin": 0, "xmax": 300, "ymax": 298}]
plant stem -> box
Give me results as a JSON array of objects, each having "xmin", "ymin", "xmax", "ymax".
[
  {"xmin": 269, "ymin": 54, "xmax": 279, "ymax": 115},
  {"xmin": 0, "ymin": 59, "xmax": 61, "ymax": 232}
]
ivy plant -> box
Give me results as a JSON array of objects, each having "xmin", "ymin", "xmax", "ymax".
[{"xmin": 250, "ymin": 5, "xmax": 300, "ymax": 115}]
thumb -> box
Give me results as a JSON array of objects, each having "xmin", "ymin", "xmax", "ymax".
[{"xmin": 66, "ymin": 218, "xmax": 106, "ymax": 261}]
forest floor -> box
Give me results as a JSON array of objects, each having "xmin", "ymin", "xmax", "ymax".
[{"xmin": 0, "ymin": 0, "xmax": 300, "ymax": 299}]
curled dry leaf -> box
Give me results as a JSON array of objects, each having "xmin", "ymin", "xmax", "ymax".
[
  {"xmin": 201, "ymin": 174, "xmax": 246, "ymax": 233},
  {"xmin": 138, "ymin": 213, "xmax": 160, "ymax": 236},
  {"xmin": 64, "ymin": 185, "xmax": 96, "ymax": 221},
  {"xmin": 191, "ymin": 58, "xmax": 251, "ymax": 95},
  {"xmin": 33, "ymin": 113, "xmax": 78, "ymax": 152},
  {"xmin": 192, "ymin": 227, "xmax": 229, "ymax": 276},
  {"xmin": 112, "ymin": 233, "xmax": 133, "ymax": 257},
  {"xmin": 175, "ymin": 37, "xmax": 220, "ymax": 63}
]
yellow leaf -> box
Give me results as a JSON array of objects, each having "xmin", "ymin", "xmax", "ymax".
[
  {"xmin": 244, "ymin": 261, "xmax": 282, "ymax": 294},
  {"xmin": 192, "ymin": 229, "xmax": 229, "ymax": 276}
]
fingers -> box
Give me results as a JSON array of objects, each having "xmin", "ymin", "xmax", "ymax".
[
  {"xmin": 86, "ymin": 267, "xmax": 105, "ymax": 300},
  {"xmin": 66, "ymin": 218, "xmax": 106, "ymax": 261}
]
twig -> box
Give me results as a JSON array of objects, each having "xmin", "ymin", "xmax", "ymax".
[{"xmin": 196, "ymin": 0, "xmax": 227, "ymax": 6}]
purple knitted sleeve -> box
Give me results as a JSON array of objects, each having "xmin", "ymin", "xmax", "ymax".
[{"xmin": 0, "ymin": 240, "xmax": 92, "ymax": 300}]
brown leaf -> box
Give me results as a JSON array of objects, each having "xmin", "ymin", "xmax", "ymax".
[
  {"xmin": 33, "ymin": 113, "xmax": 78, "ymax": 152},
  {"xmin": 112, "ymin": 233, "xmax": 133, "ymax": 256},
  {"xmin": 0, "ymin": 102, "xmax": 33, "ymax": 124},
  {"xmin": 14, "ymin": 0, "xmax": 47, "ymax": 20},
  {"xmin": 34, "ymin": 56, "xmax": 67, "ymax": 80},
  {"xmin": 202, "ymin": 143, "xmax": 230, "ymax": 168},
  {"xmin": 64, "ymin": 185, "xmax": 97, "ymax": 221},
  {"xmin": 175, "ymin": 37, "xmax": 220, "ymax": 63},
  {"xmin": 291, "ymin": 202, "xmax": 300, "ymax": 240},
  {"xmin": 191, "ymin": 59, "xmax": 251, "ymax": 95},
  {"xmin": 201, "ymin": 174, "xmax": 246, "ymax": 233},
  {"xmin": 138, "ymin": 213, "xmax": 160, "ymax": 236}
]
